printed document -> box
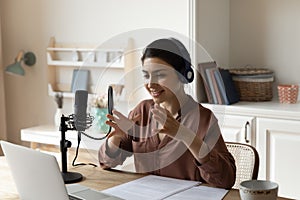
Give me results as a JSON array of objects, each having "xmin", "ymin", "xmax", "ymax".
[
  {"xmin": 102, "ymin": 175, "xmax": 229, "ymax": 200},
  {"xmin": 102, "ymin": 175, "xmax": 200, "ymax": 200},
  {"xmin": 164, "ymin": 185, "xmax": 228, "ymax": 200}
]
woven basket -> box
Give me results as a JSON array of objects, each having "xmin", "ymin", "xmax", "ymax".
[
  {"xmin": 278, "ymin": 84, "xmax": 299, "ymax": 104},
  {"xmin": 230, "ymin": 68, "xmax": 274, "ymax": 101}
]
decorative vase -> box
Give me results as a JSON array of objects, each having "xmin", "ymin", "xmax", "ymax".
[
  {"xmin": 54, "ymin": 108, "xmax": 62, "ymax": 127},
  {"xmin": 91, "ymin": 107, "xmax": 109, "ymax": 133}
]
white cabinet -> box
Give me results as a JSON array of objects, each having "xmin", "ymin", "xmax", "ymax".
[
  {"xmin": 203, "ymin": 104, "xmax": 255, "ymax": 145},
  {"xmin": 203, "ymin": 101, "xmax": 300, "ymax": 199},
  {"xmin": 216, "ymin": 114, "xmax": 255, "ymax": 145},
  {"xmin": 257, "ymin": 117, "xmax": 300, "ymax": 199}
]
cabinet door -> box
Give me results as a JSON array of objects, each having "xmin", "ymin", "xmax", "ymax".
[
  {"xmin": 257, "ymin": 117, "xmax": 300, "ymax": 199},
  {"xmin": 214, "ymin": 113, "xmax": 255, "ymax": 145}
]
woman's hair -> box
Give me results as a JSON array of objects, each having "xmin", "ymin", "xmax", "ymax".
[{"xmin": 141, "ymin": 38, "xmax": 194, "ymax": 83}]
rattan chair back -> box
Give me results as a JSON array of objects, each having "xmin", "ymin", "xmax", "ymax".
[{"xmin": 225, "ymin": 142, "xmax": 259, "ymax": 189}]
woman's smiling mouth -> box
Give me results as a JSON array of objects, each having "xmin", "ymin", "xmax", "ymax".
[{"xmin": 150, "ymin": 89, "xmax": 164, "ymax": 98}]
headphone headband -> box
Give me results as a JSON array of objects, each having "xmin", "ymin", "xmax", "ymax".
[{"xmin": 168, "ymin": 38, "xmax": 194, "ymax": 83}]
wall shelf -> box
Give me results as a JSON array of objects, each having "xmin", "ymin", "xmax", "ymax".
[
  {"xmin": 47, "ymin": 37, "xmax": 127, "ymax": 96},
  {"xmin": 46, "ymin": 49, "xmax": 124, "ymax": 68}
]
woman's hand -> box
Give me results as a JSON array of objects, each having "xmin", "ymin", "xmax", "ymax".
[
  {"xmin": 151, "ymin": 104, "xmax": 182, "ymax": 140},
  {"xmin": 151, "ymin": 104, "xmax": 208, "ymax": 162},
  {"xmin": 106, "ymin": 110, "xmax": 140, "ymax": 133},
  {"xmin": 105, "ymin": 110, "xmax": 140, "ymax": 147}
]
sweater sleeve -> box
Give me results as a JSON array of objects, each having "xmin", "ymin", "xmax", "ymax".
[
  {"xmin": 98, "ymin": 107, "xmax": 141, "ymax": 168},
  {"xmin": 98, "ymin": 136, "xmax": 133, "ymax": 168},
  {"xmin": 195, "ymin": 121, "xmax": 236, "ymax": 189}
]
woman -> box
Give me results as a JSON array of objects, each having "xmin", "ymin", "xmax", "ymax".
[{"xmin": 98, "ymin": 38, "xmax": 236, "ymax": 189}]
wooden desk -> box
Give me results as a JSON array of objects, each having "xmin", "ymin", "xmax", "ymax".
[{"xmin": 0, "ymin": 156, "xmax": 289, "ymax": 200}]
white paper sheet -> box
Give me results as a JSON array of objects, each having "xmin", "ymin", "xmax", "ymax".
[
  {"xmin": 102, "ymin": 175, "xmax": 200, "ymax": 200},
  {"xmin": 164, "ymin": 185, "xmax": 229, "ymax": 200}
]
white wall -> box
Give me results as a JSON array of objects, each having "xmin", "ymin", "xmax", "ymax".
[
  {"xmin": 194, "ymin": 0, "xmax": 230, "ymax": 102},
  {"xmin": 196, "ymin": 0, "xmax": 230, "ymax": 67},
  {"xmin": 0, "ymin": 0, "xmax": 190, "ymax": 144},
  {"xmin": 230, "ymin": 0, "xmax": 300, "ymax": 86}
]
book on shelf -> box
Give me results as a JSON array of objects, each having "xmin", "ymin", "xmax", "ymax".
[
  {"xmin": 195, "ymin": 72, "xmax": 209, "ymax": 103},
  {"xmin": 198, "ymin": 61, "xmax": 217, "ymax": 104},
  {"xmin": 214, "ymin": 69, "xmax": 230, "ymax": 105},
  {"xmin": 210, "ymin": 68, "xmax": 223, "ymax": 104},
  {"xmin": 218, "ymin": 68, "xmax": 240, "ymax": 104},
  {"xmin": 205, "ymin": 68, "xmax": 218, "ymax": 104}
]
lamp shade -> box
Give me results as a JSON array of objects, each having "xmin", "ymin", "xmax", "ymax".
[{"xmin": 5, "ymin": 61, "xmax": 25, "ymax": 76}]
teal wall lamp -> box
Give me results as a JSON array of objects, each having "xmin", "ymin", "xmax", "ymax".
[{"xmin": 5, "ymin": 50, "xmax": 36, "ymax": 76}]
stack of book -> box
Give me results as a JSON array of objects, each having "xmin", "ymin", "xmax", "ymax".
[{"xmin": 198, "ymin": 62, "xmax": 239, "ymax": 105}]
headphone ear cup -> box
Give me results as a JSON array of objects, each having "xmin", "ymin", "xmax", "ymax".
[
  {"xmin": 178, "ymin": 65, "xmax": 194, "ymax": 83},
  {"xmin": 183, "ymin": 67, "xmax": 194, "ymax": 83}
]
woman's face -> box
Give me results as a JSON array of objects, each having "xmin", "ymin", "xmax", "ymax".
[{"xmin": 142, "ymin": 57, "xmax": 182, "ymax": 104}]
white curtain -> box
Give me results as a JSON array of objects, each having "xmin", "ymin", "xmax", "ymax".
[{"xmin": 0, "ymin": 16, "xmax": 8, "ymax": 155}]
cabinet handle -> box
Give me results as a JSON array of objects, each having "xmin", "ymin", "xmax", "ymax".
[{"xmin": 244, "ymin": 121, "xmax": 250, "ymax": 143}]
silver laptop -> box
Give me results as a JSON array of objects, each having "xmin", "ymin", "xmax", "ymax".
[{"xmin": 0, "ymin": 140, "xmax": 122, "ymax": 200}]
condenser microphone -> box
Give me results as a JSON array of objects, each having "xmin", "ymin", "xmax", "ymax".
[
  {"xmin": 74, "ymin": 90, "xmax": 88, "ymax": 131},
  {"xmin": 72, "ymin": 87, "xmax": 112, "ymax": 141}
]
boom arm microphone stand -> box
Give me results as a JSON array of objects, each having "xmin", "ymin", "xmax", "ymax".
[{"xmin": 59, "ymin": 114, "xmax": 83, "ymax": 184}]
